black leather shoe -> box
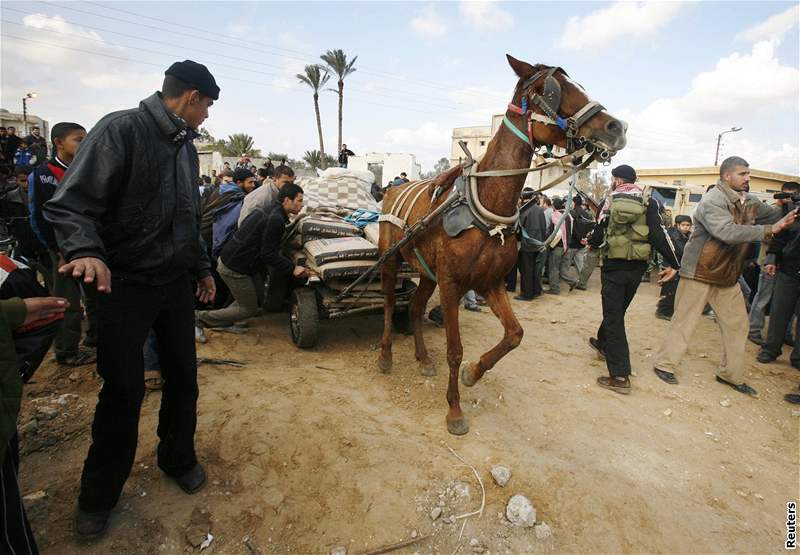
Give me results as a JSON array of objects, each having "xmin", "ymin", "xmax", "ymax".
[
  {"xmin": 715, "ymin": 376, "xmax": 757, "ymax": 396},
  {"xmin": 514, "ymin": 295, "xmax": 534, "ymax": 301},
  {"xmin": 756, "ymin": 350, "xmax": 776, "ymax": 363},
  {"xmin": 172, "ymin": 463, "xmax": 207, "ymax": 494},
  {"xmin": 588, "ymin": 337, "xmax": 606, "ymax": 360},
  {"xmin": 785, "ymin": 393, "xmax": 800, "ymax": 404},
  {"xmin": 75, "ymin": 508, "xmax": 110, "ymax": 538},
  {"xmin": 653, "ymin": 367, "xmax": 678, "ymax": 385}
]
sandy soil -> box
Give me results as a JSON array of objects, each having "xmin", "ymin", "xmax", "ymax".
[{"xmin": 15, "ymin": 275, "xmax": 800, "ymax": 554}]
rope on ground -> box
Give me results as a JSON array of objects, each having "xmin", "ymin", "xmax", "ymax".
[
  {"xmin": 445, "ymin": 444, "xmax": 486, "ymax": 520},
  {"xmin": 361, "ymin": 534, "xmax": 430, "ymax": 555}
]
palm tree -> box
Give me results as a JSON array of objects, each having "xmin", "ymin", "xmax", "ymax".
[
  {"xmin": 297, "ymin": 65, "xmax": 331, "ymax": 168},
  {"xmin": 303, "ymin": 149, "xmax": 336, "ymax": 170},
  {"xmin": 223, "ymin": 133, "xmax": 261, "ymax": 157},
  {"xmin": 320, "ymin": 48, "xmax": 358, "ymax": 153}
]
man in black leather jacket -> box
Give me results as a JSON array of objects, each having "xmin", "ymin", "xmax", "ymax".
[{"xmin": 44, "ymin": 60, "xmax": 219, "ymax": 538}]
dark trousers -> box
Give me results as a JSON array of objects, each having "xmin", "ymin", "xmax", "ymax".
[
  {"xmin": 519, "ymin": 250, "xmax": 542, "ymax": 298},
  {"xmin": 505, "ymin": 259, "xmax": 517, "ymax": 292},
  {"xmin": 656, "ymin": 277, "xmax": 680, "ymax": 317},
  {"xmin": 597, "ymin": 265, "xmax": 644, "ymax": 377},
  {"xmin": 49, "ymin": 251, "xmax": 83, "ymax": 359},
  {"xmin": 79, "ymin": 275, "xmax": 199, "ymax": 512},
  {"xmin": 762, "ymin": 271, "xmax": 800, "ymax": 366},
  {"xmin": 1, "ymin": 435, "xmax": 39, "ymax": 554}
]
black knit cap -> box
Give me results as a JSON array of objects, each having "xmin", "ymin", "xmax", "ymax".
[
  {"xmin": 611, "ymin": 164, "xmax": 636, "ymax": 183},
  {"xmin": 165, "ymin": 60, "xmax": 220, "ymax": 100}
]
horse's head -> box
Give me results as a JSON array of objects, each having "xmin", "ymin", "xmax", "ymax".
[{"xmin": 506, "ymin": 54, "xmax": 627, "ymax": 160}]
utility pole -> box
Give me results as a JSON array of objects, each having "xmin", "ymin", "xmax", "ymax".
[
  {"xmin": 714, "ymin": 126, "xmax": 742, "ymax": 165},
  {"xmin": 22, "ymin": 92, "xmax": 37, "ymax": 135}
]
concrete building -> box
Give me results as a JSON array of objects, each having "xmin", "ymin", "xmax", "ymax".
[
  {"xmin": 0, "ymin": 108, "xmax": 50, "ymax": 143},
  {"xmin": 348, "ymin": 152, "xmax": 421, "ymax": 186},
  {"xmin": 637, "ymin": 166, "xmax": 800, "ymax": 194}
]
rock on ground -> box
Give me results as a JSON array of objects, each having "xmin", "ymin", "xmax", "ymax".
[
  {"xmin": 491, "ymin": 465, "xmax": 511, "ymax": 487},
  {"xmin": 535, "ymin": 522, "xmax": 552, "ymax": 539},
  {"xmin": 330, "ymin": 547, "xmax": 347, "ymax": 555},
  {"xmin": 506, "ymin": 494, "xmax": 536, "ymax": 527},
  {"xmin": 430, "ymin": 507, "xmax": 442, "ymax": 521}
]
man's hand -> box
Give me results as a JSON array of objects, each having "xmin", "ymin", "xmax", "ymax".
[
  {"xmin": 772, "ymin": 208, "xmax": 798, "ymax": 235},
  {"xmin": 196, "ymin": 275, "xmax": 216, "ymax": 304},
  {"xmin": 23, "ymin": 297, "xmax": 69, "ymax": 325},
  {"xmin": 59, "ymin": 257, "xmax": 112, "ymax": 292},
  {"xmin": 293, "ymin": 265, "xmax": 308, "ymax": 278},
  {"xmin": 657, "ymin": 267, "xmax": 678, "ymax": 285},
  {"xmin": 765, "ymin": 264, "xmax": 777, "ymax": 277}
]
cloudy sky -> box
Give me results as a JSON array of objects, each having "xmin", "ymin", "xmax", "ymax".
[{"xmin": 2, "ymin": 1, "xmax": 798, "ymax": 174}]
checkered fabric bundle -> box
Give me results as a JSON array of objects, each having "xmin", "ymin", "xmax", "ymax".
[{"xmin": 295, "ymin": 171, "xmax": 379, "ymax": 215}]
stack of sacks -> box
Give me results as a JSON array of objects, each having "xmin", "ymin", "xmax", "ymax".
[
  {"xmin": 303, "ymin": 237, "xmax": 377, "ymax": 282},
  {"xmin": 363, "ymin": 222, "xmax": 380, "ymax": 246}
]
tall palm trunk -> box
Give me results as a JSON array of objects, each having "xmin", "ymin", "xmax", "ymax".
[
  {"xmin": 337, "ymin": 79, "xmax": 344, "ymax": 152},
  {"xmin": 313, "ymin": 91, "xmax": 325, "ymax": 168}
]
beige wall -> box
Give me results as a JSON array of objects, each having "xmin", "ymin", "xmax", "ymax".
[{"xmin": 637, "ymin": 167, "xmax": 800, "ymax": 194}]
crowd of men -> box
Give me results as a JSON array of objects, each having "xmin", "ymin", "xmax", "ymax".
[{"xmin": 0, "ymin": 58, "xmax": 799, "ymax": 553}]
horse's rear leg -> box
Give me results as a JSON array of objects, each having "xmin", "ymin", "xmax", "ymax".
[
  {"xmin": 410, "ymin": 277, "xmax": 437, "ymax": 376},
  {"xmin": 440, "ymin": 285, "xmax": 468, "ymax": 435},
  {"xmin": 461, "ymin": 283, "xmax": 523, "ymax": 387},
  {"xmin": 377, "ymin": 255, "xmax": 399, "ymax": 373}
]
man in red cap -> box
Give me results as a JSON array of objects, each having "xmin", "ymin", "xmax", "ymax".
[{"xmin": 45, "ymin": 60, "xmax": 220, "ymax": 538}]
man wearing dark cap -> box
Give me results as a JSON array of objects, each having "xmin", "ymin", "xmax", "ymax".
[
  {"xmin": 586, "ymin": 164, "xmax": 681, "ymax": 394},
  {"xmin": 44, "ymin": 60, "xmax": 220, "ymax": 538}
]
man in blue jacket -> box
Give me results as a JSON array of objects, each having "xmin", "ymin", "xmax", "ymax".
[{"xmin": 44, "ymin": 60, "xmax": 219, "ymax": 538}]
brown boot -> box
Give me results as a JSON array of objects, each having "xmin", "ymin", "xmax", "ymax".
[{"xmin": 597, "ymin": 375, "xmax": 631, "ymax": 394}]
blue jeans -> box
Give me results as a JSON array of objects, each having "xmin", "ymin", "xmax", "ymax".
[
  {"xmin": 748, "ymin": 270, "xmax": 775, "ymax": 335},
  {"xmin": 143, "ymin": 329, "xmax": 160, "ymax": 372}
]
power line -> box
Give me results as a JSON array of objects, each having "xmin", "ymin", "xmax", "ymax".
[
  {"xmin": 0, "ymin": 33, "xmax": 459, "ymax": 117},
  {"xmin": 15, "ymin": 3, "xmax": 494, "ymax": 112},
  {"xmin": 36, "ymin": 0, "xmax": 505, "ymax": 103}
]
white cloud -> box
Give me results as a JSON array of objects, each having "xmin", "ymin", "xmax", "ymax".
[
  {"xmin": 612, "ymin": 41, "xmax": 799, "ymax": 175},
  {"xmin": 384, "ymin": 121, "xmax": 451, "ymax": 150},
  {"xmin": 736, "ymin": 4, "xmax": 799, "ymax": 44},
  {"xmin": 277, "ymin": 32, "xmax": 313, "ymax": 52},
  {"xmin": 448, "ymin": 85, "xmax": 509, "ymax": 122},
  {"xmin": 410, "ymin": 5, "xmax": 448, "ymax": 38},
  {"xmin": 460, "ymin": 1, "xmax": 513, "ymax": 33},
  {"xmin": 557, "ymin": 1, "xmax": 684, "ymax": 50}
]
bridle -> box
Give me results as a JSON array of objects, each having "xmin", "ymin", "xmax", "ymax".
[{"xmin": 503, "ymin": 66, "xmax": 612, "ymax": 161}]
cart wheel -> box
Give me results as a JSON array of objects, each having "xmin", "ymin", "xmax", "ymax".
[{"xmin": 290, "ymin": 287, "xmax": 319, "ymax": 348}]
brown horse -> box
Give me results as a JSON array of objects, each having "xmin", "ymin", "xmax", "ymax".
[{"xmin": 378, "ymin": 54, "xmax": 627, "ymax": 435}]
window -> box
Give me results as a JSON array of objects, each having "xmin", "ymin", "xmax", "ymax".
[
  {"xmin": 688, "ymin": 193, "xmax": 703, "ymax": 203},
  {"xmin": 479, "ymin": 141, "xmax": 486, "ymax": 146},
  {"xmin": 651, "ymin": 187, "xmax": 677, "ymax": 207}
]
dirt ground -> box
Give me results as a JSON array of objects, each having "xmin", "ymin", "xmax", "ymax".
[{"xmin": 15, "ymin": 274, "xmax": 800, "ymax": 554}]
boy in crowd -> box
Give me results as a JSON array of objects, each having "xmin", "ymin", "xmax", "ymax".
[
  {"xmin": 13, "ymin": 139, "xmax": 37, "ymax": 171},
  {"xmin": 655, "ymin": 215, "xmax": 692, "ymax": 320},
  {"xmin": 28, "ymin": 122, "xmax": 97, "ymax": 363}
]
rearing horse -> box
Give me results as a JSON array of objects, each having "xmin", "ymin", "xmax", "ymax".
[{"xmin": 378, "ymin": 55, "xmax": 627, "ymax": 435}]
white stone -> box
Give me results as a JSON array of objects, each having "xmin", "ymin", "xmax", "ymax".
[
  {"xmin": 491, "ymin": 466, "xmax": 511, "ymax": 487},
  {"xmin": 453, "ymin": 481, "xmax": 471, "ymax": 498},
  {"xmin": 534, "ymin": 522, "xmax": 552, "ymax": 539},
  {"xmin": 411, "ymin": 530, "xmax": 418, "ymax": 539},
  {"xmin": 663, "ymin": 408, "xmax": 672, "ymax": 417},
  {"xmin": 330, "ymin": 547, "xmax": 347, "ymax": 555},
  {"xmin": 719, "ymin": 399, "xmax": 731, "ymax": 407},
  {"xmin": 506, "ymin": 494, "xmax": 536, "ymax": 527},
  {"xmin": 430, "ymin": 507, "xmax": 442, "ymax": 521}
]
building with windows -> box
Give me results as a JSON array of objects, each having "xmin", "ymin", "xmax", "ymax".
[
  {"xmin": 347, "ymin": 152, "xmax": 421, "ymax": 186},
  {"xmin": 0, "ymin": 108, "xmax": 49, "ymax": 143}
]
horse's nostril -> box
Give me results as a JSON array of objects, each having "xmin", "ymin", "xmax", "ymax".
[{"xmin": 605, "ymin": 120, "xmax": 623, "ymax": 135}]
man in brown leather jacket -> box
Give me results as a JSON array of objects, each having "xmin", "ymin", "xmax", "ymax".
[{"xmin": 652, "ymin": 156, "xmax": 797, "ymax": 396}]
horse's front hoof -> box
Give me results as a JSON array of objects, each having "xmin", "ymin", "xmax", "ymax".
[
  {"xmin": 377, "ymin": 357, "xmax": 392, "ymax": 374},
  {"xmin": 446, "ymin": 416, "xmax": 470, "ymax": 436},
  {"xmin": 420, "ymin": 361, "xmax": 437, "ymax": 377},
  {"xmin": 460, "ymin": 361, "xmax": 477, "ymax": 387}
]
